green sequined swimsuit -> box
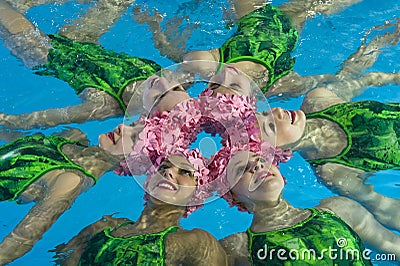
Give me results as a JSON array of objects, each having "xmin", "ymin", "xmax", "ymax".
[
  {"xmin": 79, "ymin": 223, "xmax": 178, "ymax": 265},
  {"xmin": 33, "ymin": 34, "xmax": 162, "ymax": 112},
  {"xmin": 0, "ymin": 135, "xmax": 97, "ymax": 201},
  {"xmin": 219, "ymin": 5, "xmax": 299, "ymax": 92},
  {"xmin": 306, "ymin": 101, "xmax": 400, "ymax": 171},
  {"xmin": 247, "ymin": 208, "xmax": 372, "ymax": 265}
]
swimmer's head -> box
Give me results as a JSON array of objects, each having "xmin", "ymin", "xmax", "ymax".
[
  {"xmin": 98, "ymin": 123, "xmax": 143, "ymax": 156},
  {"xmin": 142, "ymin": 75, "xmax": 190, "ymax": 114},
  {"xmin": 255, "ymin": 108, "xmax": 306, "ymax": 149},
  {"xmin": 223, "ymin": 151, "xmax": 286, "ymax": 213},
  {"xmin": 145, "ymin": 155, "xmax": 198, "ymax": 207},
  {"xmin": 141, "ymin": 152, "xmax": 212, "ymax": 217},
  {"xmin": 208, "ymin": 64, "xmax": 254, "ymax": 97}
]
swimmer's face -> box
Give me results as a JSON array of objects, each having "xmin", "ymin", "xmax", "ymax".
[
  {"xmin": 98, "ymin": 124, "xmax": 139, "ymax": 155},
  {"xmin": 209, "ymin": 64, "xmax": 252, "ymax": 97},
  {"xmin": 256, "ymin": 108, "xmax": 306, "ymax": 148},
  {"xmin": 143, "ymin": 76, "xmax": 190, "ymax": 114},
  {"xmin": 147, "ymin": 155, "xmax": 198, "ymax": 206},
  {"xmin": 227, "ymin": 151, "xmax": 284, "ymax": 208}
]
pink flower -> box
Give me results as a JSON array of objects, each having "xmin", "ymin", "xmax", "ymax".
[{"xmin": 117, "ymin": 86, "xmax": 292, "ymax": 216}]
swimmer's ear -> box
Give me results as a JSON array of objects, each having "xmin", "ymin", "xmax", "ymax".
[{"xmin": 54, "ymin": 127, "xmax": 89, "ymax": 145}]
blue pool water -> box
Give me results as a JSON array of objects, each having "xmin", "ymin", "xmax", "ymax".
[{"xmin": 0, "ymin": 0, "xmax": 399, "ymax": 265}]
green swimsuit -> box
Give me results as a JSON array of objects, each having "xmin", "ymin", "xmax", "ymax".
[
  {"xmin": 79, "ymin": 223, "xmax": 178, "ymax": 265},
  {"xmin": 247, "ymin": 208, "xmax": 372, "ymax": 265},
  {"xmin": 0, "ymin": 135, "xmax": 97, "ymax": 202},
  {"xmin": 219, "ymin": 5, "xmax": 299, "ymax": 92},
  {"xmin": 306, "ymin": 101, "xmax": 400, "ymax": 171},
  {"xmin": 33, "ymin": 34, "xmax": 162, "ymax": 112}
]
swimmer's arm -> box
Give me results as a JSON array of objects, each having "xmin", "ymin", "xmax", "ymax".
[
  {"xmin": 326, "ymin": 19, "xmax": 400, "ymax": 101},
  {"xmin": 166, "ymin": 228, "xmax": 228, "ymax": 265},
  {"xmin": 338, "ymin": 19, "xmax": 400, "ymax": 80},
  {"xmin": 0, "ymin": 0, "xmax": 50, "ymax": 67},
  {"xmin": 0, "ymin": 94, "xmax": 121, "ymax": 130},
  {"xmin": 4, "ymin": 0, "xmax": 92, "ymax": 14},
  {"xmin": 329, "ymin": 71, "xmax": 400, "ymax": 102},
  {"xmin": 318, "ymin": 196, "xmax": 400, "ymax": 259},
  {"xmin": 273, "ymin": 18, "xmax": 400, "ymax": 103},
  {"xmin": 266, "ymin": 71, "xmax": 334, "ymax": 99},
  {"xmin": 132, "ymin": 6, "xmax": 196, "ymax": 63},
  {"xmin": 59, "ymin": 0, "xmax": 137, "ymax": 43},
  {"xmin": 279, "ymin": 0, "xmax": 362, "ymax": 32},
  {"xmin": 52, "ymin": 215, "xmax": 130, "ymax": 266},
  {"xmin": 301, "ymin": 87, "xmax": 345, "ymax": 113},
  {"xmin": 227, "ymin": 0, "xmax": 267, "ymax": 21},
  {"xmin": 0, "ymin": 128, "xmax": 28, "ymax": 142},
  {"xmin": 301, "ymin": 71, "xmax": 400, "ymax": 112},
  {"xmin": 0, "ymin": 171, "xmax": 85, "ymax": 264},
  {"xmin": 219, "ymin": 232, "xmax": 251, "ymax": 266}
]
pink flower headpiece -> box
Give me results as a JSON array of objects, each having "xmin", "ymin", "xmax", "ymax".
[{"xmin": 115, "ymin": 88, "xmax": 292, "ymax": 215}]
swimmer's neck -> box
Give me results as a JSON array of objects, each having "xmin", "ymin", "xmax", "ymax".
[
  {"xmin": 287, "ymin": 121, "xmax": 316, "ymax": 154},
  {"xmin": 122, "ymin": 80, "xmax": 145, "ymax": 108},
  {"xmin": 250, "ymin": 200, "xmax": 310, "ymax": 232},
  {"xmin": 290, "ymin": 119, "xmax": 347, "ymax": 160},
  {"xmin": 133, "ymin": 200, "xmax": 185, "ymax": 232}
]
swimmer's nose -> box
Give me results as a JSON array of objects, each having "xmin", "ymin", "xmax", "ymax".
[
  {"xmin": 272, "ymin": 108, "xmax": 284, "ymax": 120},
  {"xmin": 163, "ymin": 168, "xmax": 175, "ymax": 181},
  {"xmin": 253, "ymin": 159, "xmax": 267, "ymax": 173},
  {"xmin": 115, "ymin": 124, "xmax": 124, "ymax": 135}
]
